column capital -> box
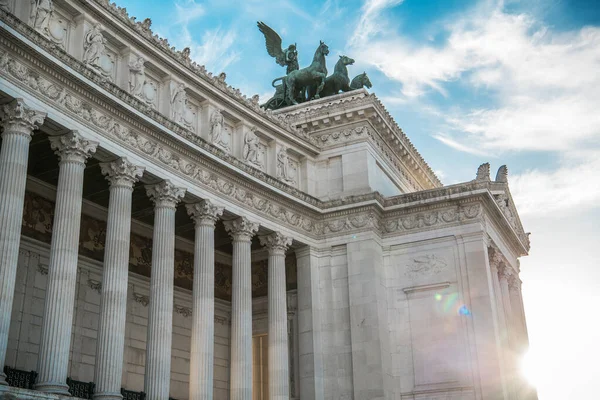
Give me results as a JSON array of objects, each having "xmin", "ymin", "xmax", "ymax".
[
  {"xmin": 259, "ymin": 231, "xmax": 292, "ymax": 255},
  {"xmin": 224, "ymin": 216, "xmax": 259, "ymax": 242},
  {"xmin": 49, "ymin": 131, "xmax": 98, "ymax": 164},
  {"xmin": 100, "ymin": 157, "xmax": 145, "ymax": 189},
  {"xmin": 497, "ymin": 263, "xmax": 514, "ymax": 281},
  {"xmin": 0, "ymin": 98, "xmax": 46, "ymax": 137},
  {"xmin": 186, "ymin": 199, "xmax": 224, "ymax": 228},
  {"xmin": 508, "ymin": 274, "xmax": 521, "ymax": 291},
  {"xmin": 146, "ymin": 180, "xmax": 186, "ymax": 209}
]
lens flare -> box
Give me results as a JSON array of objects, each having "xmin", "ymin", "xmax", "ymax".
[{"xmin": 520, "ymin": 350, "xmax": 538, "ymax": 388}]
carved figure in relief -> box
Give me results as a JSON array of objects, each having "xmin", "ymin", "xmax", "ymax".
[
  {"xmin": 128, "ymin": 56, "xmax": 145, "ymax": 97},
  {"xmin": 277, "ymin": 146, "xmax": 294, "ymax": 183},
  {"xmin": 209, "ymin": 109, "xmax": 229, "ymax": 150},
  {"xmin": 405, "ymin": 254, "xmax": 447, "ymax": 279},
  {"xmin": 30, "ymin": 0, "xmax": 53, "ymax": 34},
  {"xmin": 171, "ymin": 83, "xmax": 187, "ymax": 124},
  {"xmin": 83, "ymin": 24, "xmax": 112, "ymax": 79},
  {"xmin": 243, "ymin": 127, "xmax": 262, "ymax": 167}
]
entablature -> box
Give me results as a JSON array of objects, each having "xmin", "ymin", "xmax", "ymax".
[{"xmin": 278, "ymin": 90, "xmax": 442, "ymax": 191}]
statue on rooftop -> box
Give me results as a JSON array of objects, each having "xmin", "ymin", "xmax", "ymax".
[{"xmin": 257, "ymin": 22, "xmax": 299, "ymax": 74}]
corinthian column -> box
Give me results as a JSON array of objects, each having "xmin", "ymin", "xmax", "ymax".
[
  {"xmin": 186, "ymin": 200, "xmax": 224, "ymax": 400},
  {"xmin": 223, "ymin": 217, "xmax": 259, "ymax": 400},
  {"xmin": 36, "ymin": 132, "xmax": 98, "ymax": 394},
  {"xmin": 259, "ymin": 232, "xmax": 292, "ymax": 400},
  {"xmin": 0, "ymin": 99, "xmax": 45, "ymax": 385},
  {"xmin": 94, "ymin": 158, "xmax": 144, "ymax": 400},
  {"xmin": 144, "ymin": 180, "xmax": 185, "ymax": 400},
  {"xmin": 498, "ymin": 264, "xmax": 515, "ymax": 349}
]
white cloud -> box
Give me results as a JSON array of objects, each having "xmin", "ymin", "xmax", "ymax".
[
  {"xmin": 182, "ymin": 26, "xmax": 240, "ymax": 73},
  {"xmin": 510, "ymin": 153, "xmax": 600, "ymax": 216},
  {"xmin": 348, "ymin": 2, "xmax": 600, "ymax": 153},
  {"xmin": 174, "ymin": 0, "xmax": 205, "ymax": 25}
]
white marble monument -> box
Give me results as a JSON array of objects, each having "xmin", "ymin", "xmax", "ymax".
[{"xmin": 0, "ymin": 1, "xmax": 536, "ymax": 400}]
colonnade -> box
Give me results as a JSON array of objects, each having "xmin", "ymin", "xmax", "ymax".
[{"xmin": 0, "ymin": 99, "xmax": 294, "ymax": 400}]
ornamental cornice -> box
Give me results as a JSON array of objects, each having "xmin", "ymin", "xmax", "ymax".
[
  {"xmin": 68, "ymin": 2, "xmax": 311, "ymax": 144},
  {"xmin": 0, "ymin": 31, "xmax": 322, "ymax": 206},
  {"xmin": 0, "ymin": 25, "xmax": 529, "ymax": 251},
  {"xmin": 279, "ymin": 91, "xmax": 441, "ymax": 189}
]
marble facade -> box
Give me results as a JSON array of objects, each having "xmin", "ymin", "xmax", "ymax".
[{"xmin": 0, "ymin": 1, "xmax": 536, "ymax": 400}]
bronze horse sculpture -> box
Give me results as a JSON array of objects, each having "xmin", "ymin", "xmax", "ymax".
[
  {"xmin": 282, "ymin": 40, "xmax": 329, "ymax": 105},
  {"xmin": 317, "ymin": 55, "xmax": 355, "ymax": 97}
]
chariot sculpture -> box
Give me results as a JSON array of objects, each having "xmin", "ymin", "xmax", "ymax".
[{"xmin": 257, "ymin": 22, "xmax": 372, "ymax": 110}]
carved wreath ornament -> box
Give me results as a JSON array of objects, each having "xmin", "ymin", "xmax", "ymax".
[{"xmin": 404, "ymin": 254, "xmax": 447, "ymax": 279}]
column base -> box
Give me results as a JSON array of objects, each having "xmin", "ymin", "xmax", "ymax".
[
  {"xmin": 33, "ymin": 382, "xmax": 70, "ymax": 396},
  {"xmin": 93, "ymin": 391, "xmax": 123, "ymax": 400}
]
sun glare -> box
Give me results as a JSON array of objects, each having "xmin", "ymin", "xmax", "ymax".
[{"xmin": 520, "ymin": 350, "xmax": 539, "ymax": 388}]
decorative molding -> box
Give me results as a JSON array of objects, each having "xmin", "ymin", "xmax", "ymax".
[
  {"xmin": 37, "ymin": 264, "xmax": 48, "ymax": 275},
  {"xmin": 384, "ymin": 204, "xmax": 482, "ymax": 234},
  {"xmin": 403, "ymin": 282, "xmax": 450, "ymax": 294},
  {"xmin": 78, "ymin": 1, "xmax": 307, "ymax": 141},
  {"xmin": 279, "ymin": 91, "xmax": 441, "ymax": 189},
  {"xmin": 404, "ymin": 255, "xmax": 448, "ymax": 279},
  {"xmin": 132, "ymin": 292, "xmax": 149, "ymax": 306},
  {"xmin": 174, "ymin": 304, "xmax": 192, "ymax": 317},
  {"xmin": 87, "ymin": 279, "xmax": 102, "ymax": 294}
]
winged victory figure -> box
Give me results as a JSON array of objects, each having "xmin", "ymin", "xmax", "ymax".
[{"xmin": 257, "ymin": 21, "xmax": 299, "ymax": 74}]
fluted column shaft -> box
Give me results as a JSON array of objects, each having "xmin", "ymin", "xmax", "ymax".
[
  {"xmin": 186, "ymin": 201, "xmax": 223, "ymax": 400},
  {"xmin": 94, "ymin": 159, "xmax": 144, "ymax": 400},
  {"xmin": 36, "ymin": 132, "xmax": 98, "ymax": 394},
  {"xmin": 0, "ymin": 100, "xmax": 45, "ymax": 385},
  {"xmin": 259, "ymin": 232, "xmax": 292, "ymax": 400},
  {"xmin": 224, "ymin": 217, "xmax": 259, "ymax": 400},
  {"xmin": 144, "ymin": 181, "xmax": 185, "ymax": 400},
  {"xmin": 508, "ymin": 276, "xmax": 528, "ymax": 352},
  {"xmin": 498, "ymin": 266, "xmax": 515, "ymax": 349}
]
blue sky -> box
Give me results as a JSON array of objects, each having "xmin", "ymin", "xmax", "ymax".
[{"xmin": 116, "ymin": 0, "xmax": 600, "ymax": 397}]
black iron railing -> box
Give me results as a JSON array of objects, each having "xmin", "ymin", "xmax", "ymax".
[
  {"xmin": 3, "ymin": 366, "xmax": 37, "ymax": 389},
  {"xmin": 66, "ymin": 377, "xmax": 95, "ymax": 399},
  {"xmin": 121, "ymin": 388, "xmax": 147, "ymax": 400}
]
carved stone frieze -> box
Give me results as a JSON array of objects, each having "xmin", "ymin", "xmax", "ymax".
[
  {"xmin": 174, "ymin": 304, "xmax": 192, "ymax": 317},
  {"xmin": 383, "ymin": 204, "xmax": 482, "ymax": 234},
  {"xmin": 87, "ymin": 279, "xmax": 102, "ymax": 294},
  {"xmin": 132, "ymin": 292, "xmax": 149, "ymax": 306}
]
